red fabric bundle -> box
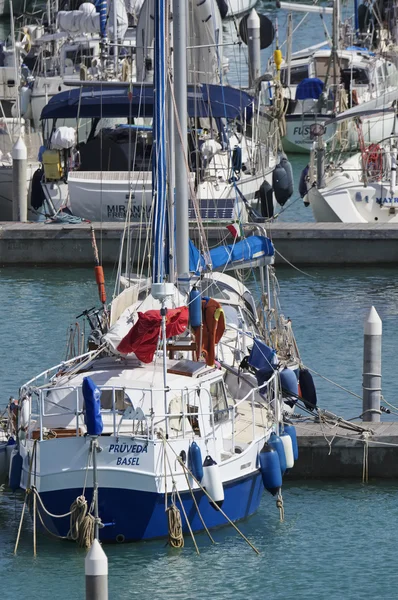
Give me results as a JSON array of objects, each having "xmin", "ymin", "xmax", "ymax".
[{"xmin": 117, "ymin": 306, "xmax": 189, "ymax": 363}]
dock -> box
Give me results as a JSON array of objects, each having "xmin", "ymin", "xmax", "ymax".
[
  {"xmin": 2, "ymin": 221, "xmax": 398, "ymax": 266},
  {"xmin": 292, "ymin": 420, "xmax": 398, "ymax": 480}
]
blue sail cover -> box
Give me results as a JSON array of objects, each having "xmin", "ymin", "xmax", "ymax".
[
  {"xmin": 41, "ymin": 85, "xmax": 254, "ymax": 121},
  {"xmin": 189, "ymin": 235, "xmax": 274, "ymax": 273},
  {"xmin": 295, "ymin": 78, "xmax": 324, "ymax": 100}
]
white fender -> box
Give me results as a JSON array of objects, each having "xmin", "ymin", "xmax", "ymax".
[
  {"xmin": 202, "ymin": 456, "xmax": 224, "ymax": 506},
  {"xmin": 280, "ymin": 432, "xmax": 294, "ymax": 469},
  {"xmin": 20, "ymin": 395, "xmax": 31, "ymax": 431},
  {"xmin": 20, "ymin": 86, "xmax": 32, "ymax": 119}
]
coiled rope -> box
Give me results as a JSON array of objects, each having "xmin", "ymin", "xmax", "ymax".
[
  {"xmin": 30, "ymin": 487, "xmax": 94, "ymax": 548},
  {"xmin": 166, "ymin": 503, "xmax": 184, "ymax": 549},
  {"xmin": 67, "ymin": 495, "xmax": 95, "ymax": 548}
]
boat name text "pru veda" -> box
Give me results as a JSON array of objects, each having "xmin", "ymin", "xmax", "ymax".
[
  {"xmin": 109, "ymin": 444, "xmax": 148, "ymax": 466},
  {"xmin": 109, "ymin": 444, "xmax": 148, "ymax": 453}
]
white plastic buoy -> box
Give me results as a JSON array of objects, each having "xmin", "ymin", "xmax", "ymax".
[
  {"xmin": 202, "ymin": 456, "xmax": 224, "ymax": 507},
  {"xmin": 280, "ymin": 433, "xmax": 294, "ymax": 469},
  {"xmin": 247, "ymin": 9, "xmax": 261, "ymax": 88},
  {"xmin": 12, "ymin": 137, "xmax": 27, "ymax": 222},
  {"xmin": 363, "ymin": 306, "xmax": 382, "ymax": 422},
  {"xmin": 85, "ymin": 539, "xmax": 108, "ymax": 600}
]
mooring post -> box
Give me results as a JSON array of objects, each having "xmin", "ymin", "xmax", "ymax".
[
  {"xmin": 362, "ymin": 306, "xmax": 382, "ymax": 422},
  {"xmin": 247, "ymin": 9, "xmax": 261, "ymax": 88},
  {"xmin": 12, "ymin": 137, "xmax": 27, "ymax": 222},
  {"xmin": 85, "ymin": 539, "xmax": 108, "ymax": 600}
]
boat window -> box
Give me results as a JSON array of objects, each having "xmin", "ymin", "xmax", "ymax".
[
  {"xmin": 242, "ymin": 308, "xmax": 261, "ymax": 336},
  {"xmin": 65, "ymin": 46, "xmax": 95, "ymax": 69},
  {"xmin": 198, "ymin": 281, "xmax": 230, "ymax": 300},
  {"xmin": 221, "ymin": 304, "xmax": 241, "ymax": 327},
  {"xmin": 352, "ymin": 68, "xmax": 370, "ymax": 84},
  {"xmin": 314, "ymin": 57, "xmax": 329, "ymax": 80},
  {"xmin": 210, "ymin": 381, "xmax": 229, "ymax": 423},
  {"xmin": 376, "ymin": 66, "xmax": 384, "ymax": 90},
  {"xmin": 99, "ymin": 389, "xmax": 131, "ymax": 411},
  {"xmin": 281, "ymin": 64, "xmax": 309, "ymax": 86}
]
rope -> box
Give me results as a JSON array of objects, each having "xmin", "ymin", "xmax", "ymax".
[
  {"xmin": 163, "ymin": 443, "xmax": 199, "ymax": 554},
  {"xmin": 162, "ymin": 435, "xmax": 260, "ymax": 554},
  {"xmin": 67, "ymin": 495, "xmax": 95, "ymax": 548},
  {"xmin": 30, "ymin": 486, "xmax": 94, "ymax": 548},
  {"xmin": 166, "ymin": 503, "xmax": 184, "ymax": 549},
  {"xmin": 14, "ymin": 440, "xmax": 37, "ymax": 555},
  {"xmin": 181, "ymin": 465, "xmax": 215, "ymax": 545},
  {"xmin": 276, "ymin": 492, "xmax": 284, "ymax": 522},
  {"xmin": 274, "ymin": 249, "xmax": 317, "ymax": 278},
  {"xmin": 362, "ymin": 432, "xmax": 370, "ymax": 483}
]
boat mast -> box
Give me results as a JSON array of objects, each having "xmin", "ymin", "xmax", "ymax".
[
  {"xmin": 152, "ymin": 0, "xmax": 172, "ymax": 440},
  {"xmin": 152, "ymin": 0, "xmax": 167, "ymax": 284},
  {"xmin": 173, "ymin": 0, "xmax": 190, "ymax": 287}
]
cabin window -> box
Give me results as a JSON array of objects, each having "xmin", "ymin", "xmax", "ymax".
[
  {"xmin": 65, "ymin": 47, "xmax": 95, "ymax": 69},
  {"xmin": 210, "ymin": 381, "xmax": 229, "ymax": 423},
  {"xmin": 281, "ymin": 65, "xmax": 309, "ymax": 86},
  {"xmin": 221, "ymin": 305, "xmax": 241, "ymax": 328},
  {"xmin": 99, "ymin": 389, "xmax": 131, "ymax": 411},
  {"xmin": 314, "ymin": 57, "xmax": 329, "ymax": 81}
]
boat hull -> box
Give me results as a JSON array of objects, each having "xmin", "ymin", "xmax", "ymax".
[
  {"xmin": 37, "ymin": 471, "xmax": 264, "ymax": 542},
  {"xmin": 282, "ymin": 115, "xmax": 337, "ymax": 154},
  {"xmin": 307, "ymin": 181, "xmax": 398, "ymax": 223}
]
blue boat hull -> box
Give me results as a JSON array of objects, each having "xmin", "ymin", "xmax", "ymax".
[{"xmin": 38, "ymin": 471, "xmax": 264, "ymax": 542}]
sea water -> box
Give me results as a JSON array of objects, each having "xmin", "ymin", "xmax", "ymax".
[
  {"xmin": 2, "ymin": 1, "xmax": 397, "ymax": 598},
  {"xmin": 1, "ymin": 265, "xmax": 397, "ymax": 599}
]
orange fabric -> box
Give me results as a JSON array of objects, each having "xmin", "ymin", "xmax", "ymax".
[
  {"xmin": 194, "ymin": 299, "xmax": 225, "ymax": 366},
  {"xmin": 117, "ymin": 306, "xmax": 189, "ymax": 362}
]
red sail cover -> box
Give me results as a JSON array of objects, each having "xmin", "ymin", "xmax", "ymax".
[{"xmin": 117, "ymin": 306, "xmax": 189, "ymax": 363}]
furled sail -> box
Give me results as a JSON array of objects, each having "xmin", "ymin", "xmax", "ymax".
[
  {"xmin": 57, "ymin": 0, "xmax": 128, "ymax": 40},
  {"xmin": 136, "ymin": 0, "xmax": 224, "ymax": 84},
  {"xmin": 189, "ymin": 236, "xmax": 275, "ymax": 273}
]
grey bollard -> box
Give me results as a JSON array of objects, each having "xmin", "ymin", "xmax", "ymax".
[
  {"xmin": 362, "ymin": 306, "xmax": 382, "ymax": 422},
  {"xmin": 12, "ymin": 137, "xmax": 28, "ymax": 222},
  {"xmin": 247, "ymin": 9, "xmax": 261, "ymax": 88},
  {"xmin": 85, "ymin": 539, "xmax": 108, "ymax": 600}
]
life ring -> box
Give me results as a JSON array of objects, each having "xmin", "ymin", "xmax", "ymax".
[
  {"xmin": 193, "ymin": 298, "xmax": 225, "ymax": 367},
  {"xmin": 365, "ymin": 143, "xmax": 383, "ymax": 178}
]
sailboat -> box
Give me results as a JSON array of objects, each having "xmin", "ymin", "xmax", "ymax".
[
  {"xmin": 6, "ymin": 0, "xmax": 301, "ymax": 544},
  {"xmin": 302, "ymin": 107, "xmax": 398, "ymax": 223},
  {"xmin": 273, "ymin": 1, "xmax": 398, "ymax": 154},
  {"xmin": 1, "ymin": 0, "xmax": 282, "ymax": 225}
]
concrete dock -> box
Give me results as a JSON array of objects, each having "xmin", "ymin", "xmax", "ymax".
[
  {"xmin": 1, "ymin": 221, "xmax": 398, "ymax": 266},
  {"xmin": 292, "ymin": 420, "xmax": 398, "ymax": 480}
]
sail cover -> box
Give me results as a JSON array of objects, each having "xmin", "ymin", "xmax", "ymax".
[
  {"xmin": 189, "ymin": 236, "xmax": 274, "ymax": 273},
  {"xmin": 58, "ymin": 0, "xmax": 128, "ymax": 39},
  {"xmin": 41, "ymin": 85, "xmax": 254, "ymax": 121},
  {"xmin": 117, "ymin": 306, "xmax": 189, "ymax": 362}
]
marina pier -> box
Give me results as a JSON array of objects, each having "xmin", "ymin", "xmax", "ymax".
[
  {"xmin": 294, "ymin": 421, "xmax": 398, "ymax": 480},
  {"xmin": 2, "ymin": 221, "xmax": 398, "ymax": 265}
]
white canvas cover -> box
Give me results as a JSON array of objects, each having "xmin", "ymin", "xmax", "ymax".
[{"xmin": 51, "ymin": 126, "xmax": 76, "ymax": 150}]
